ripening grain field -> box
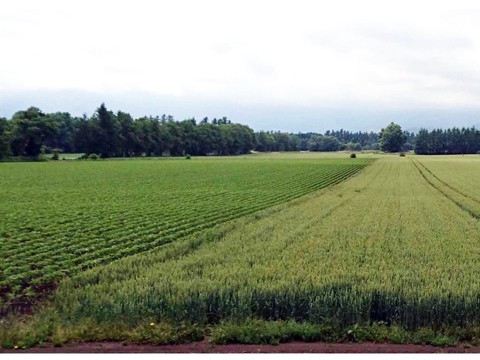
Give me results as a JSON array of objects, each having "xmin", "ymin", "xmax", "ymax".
[
  {"xmin": 1, "ymin": 153, "xmax": 480, "ymax": 348},
  {"xmin": 52, "ymin": 155, "xmax": 480, "ymax": 325},
  {"xmin": 0, "ymin": 155, "xmax": 372, "ymax": 309}
]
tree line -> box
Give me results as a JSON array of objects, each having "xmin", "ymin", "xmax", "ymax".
[
  {"xmin": 0, "ymin": 104, "xmax": 396, "ymax": 159},
  {"xmin": 254, "ymin": 130, "xmax": 386, "ymax": 152},
  {"xmin": 414, "ymin": 127, "xmax": 480, "ymax": 155},
  {"xmin": 1, "ymin": 104, "xmax": 479, "ymax": 159},
  {"xmin": 0, "ymin": 104, "xmax": 255, "ymax": 159}
]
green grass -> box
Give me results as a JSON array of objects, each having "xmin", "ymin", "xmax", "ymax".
[
  {"xmin": 2, "ymin": 153, "xmax": 480, "ymax": 348},
  {"xmin": 209, "ymin": 319, "xmax": 465, "ymax": 346},
  {"xmin": 0, "ymin": 315, "xmax": 474, "ymax": 349},
  {"xmin": 0, "ymin": 155, "xmax": 371, "ymax": 309}
]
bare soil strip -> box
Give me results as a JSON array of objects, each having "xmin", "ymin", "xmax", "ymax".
[{"xmin": 2, "ymin": 341, "xmax": 480, "ymax": 353}]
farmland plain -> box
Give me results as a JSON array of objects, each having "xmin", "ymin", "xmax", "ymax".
[
  {"xmin": 50, "ymin": 155, "xmax": 480, "ymax": 328},
  {"xmin": 0, "ymin": 155, "xmax": 372, "ymax": 309},
  {"xmin": 1, "ymin": 153, "xmax": 480, "ymax": 348}
]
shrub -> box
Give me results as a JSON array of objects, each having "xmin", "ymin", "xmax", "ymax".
[
  {"xmin": 210, "ymin": 320, "xmax": 305, "ymax": 345},
  {"xmin": 36, "ymin": 155, "xmax": 49, "ymax": 162},
  {"xmin": 185, "ymin": 154, "xmax": 191, "ymax": 160},
  {"xmin": 89, "ymin": 153, "xmax": 99, "ymax": 160},
  {"xmin": 51, "ymin": 149, "xmax": 60, "ymax": 161},
  {"xmin": 399, "ymin": 152, "xmax": 406, "ymax": 157},
  {"xmin": 350, "ymin": 153, "xmax": 356, "ymax": 158}
]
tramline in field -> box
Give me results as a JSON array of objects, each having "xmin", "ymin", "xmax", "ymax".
[
  {"xmin": 46, "ymin": 155, "xmax": 480, "ymax": 331},
  {"xmin": 0, "ymin": 156, "xmax": 372, "ymax": 309},
  {"xmin": 2, "ymin": 154, "xmax": 480, "ymax": 349}
]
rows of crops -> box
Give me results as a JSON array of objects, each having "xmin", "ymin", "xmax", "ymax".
[
  {"xmin": 411, "ymin": 155, "xmax": 480, "ymax": 218},
  {"xmin": 47, "ymin": 155, "xmax": 480, "ymax": 331},
  {"xmin": 0, "ymin": 156, "xmax": 372, "ymax": 308}
]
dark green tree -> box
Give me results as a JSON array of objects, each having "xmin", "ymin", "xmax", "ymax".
[
  {"xmin": 133, "ymin": 117, "xmax": 155, "ymax": 156},
  {"xmin": 414, "ymin": 129, "xmax": 430, "ymax": 154},
  {"xmin": 254, "ymin": 131, "xmax": 276, "ymax": 152},
  {"xmin": 92, "ymin": 103, "xmax": 120, "ymax": 157},
  {"xmin": 0, "ymin": 117, "xmax": 12, "ymax": 159},
  {"xmin": 197, "ymin": 123, "xmax": 222, "ymax": 155},
  {"xmin": 379, "ymin": 122, "xmax": 407, "ymax": 152},
  {"xmin": 10, "ymin": 107, "xmax": 58, "ymax": 157},
  {"xmin": 117, "ymin": 111, "xmax": 137, "ymax": 157},
  {"xmin": 73, "ymin": 114, "xmax": 93, "ymax": 154},
  {"xmin": 414, "ymin": 127, "xmax": 480, "ymax": 155},
  {"xmin": 308, "ymin": 135, "xmax": 340, "ymax": 151},
  {"xmin": 44, "ymin": 112, "xmax": 78, "ymax": 152},
  {"xmin": 179, "ymin": 119, "xmax": 198, "ymax": 156},
  {"xmin": 345, "ymin": 142, "xmax": 362, "ymax": 151}
]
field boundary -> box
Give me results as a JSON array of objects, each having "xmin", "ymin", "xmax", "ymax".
[{"xmin": 2, "ymin": 340, "xmax": 480, "ymax": 353}]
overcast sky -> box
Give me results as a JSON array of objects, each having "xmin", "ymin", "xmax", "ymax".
[{"xmin": 1, "ymin": 0, "xmax": 480, "ymax": 132}]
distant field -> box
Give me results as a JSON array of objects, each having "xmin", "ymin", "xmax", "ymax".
[
  {"xmin": 43, "ymin": 151, "xmax": 380, "ymax": 160},
  {"xmin": 248, "ymin": 151, "xmax": 381, "ymax": 159},
  {"xmin": 0, "ymin": 155, "xmax": 371, "ymax": 308},
  {"xmin": 45, "ymin": 153, "xmax": 84, "ymax": 160}
]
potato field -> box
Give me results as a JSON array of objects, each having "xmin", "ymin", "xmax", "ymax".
[{"xmin": 0, "ymin": 156, "xmax": 371, "ymax": 309}]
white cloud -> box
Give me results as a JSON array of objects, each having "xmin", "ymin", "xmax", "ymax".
[{"xmin": 2, "ymin": 0, "xmax": 480, "ymax": 124}]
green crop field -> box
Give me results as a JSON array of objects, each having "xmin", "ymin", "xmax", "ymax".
[
  {"xmin": 2, "ymin": 153, "xmax": 480, "ymax": 348},
  {"xmin": 50, "ymin": 155, "xmax": 480, "ymax": 326},
  {"xmin": 0, "ymin": 155, "xmax": 371, "ymax": 309}
]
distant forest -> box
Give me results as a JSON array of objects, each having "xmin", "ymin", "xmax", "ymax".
[
  {"xmin": 414, "ymin": 128, "xmax": 480, "ymax": 155},
  {"xmin": 0, "ymin": 104, "xmax": 479, "ymax": 159}
]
